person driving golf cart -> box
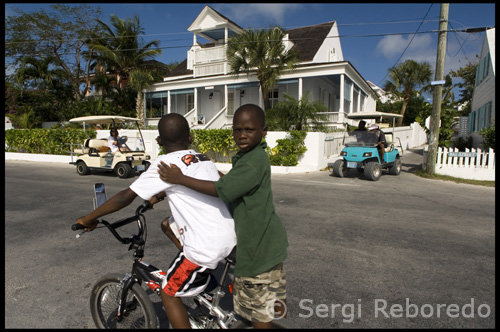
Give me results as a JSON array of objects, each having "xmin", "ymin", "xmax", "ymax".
[{"xmin": 108, "ymin": 128, "xmax": 131, "ymax": 153}]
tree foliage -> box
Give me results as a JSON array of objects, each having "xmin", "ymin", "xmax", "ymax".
[
  {"xmin": 383, "ymin": 59, "xmax": 433, "ymax": 126},
  {"xmin": 266, "ymin": 92, "xmax": 328, "ymax": 131},
  {"xmin": 415, "ymin": 75, "xmax": 458, "ymax": 147},
  {"xmin": 5, "ymin": 6, "xmax": 169, "ymax": 127},
  {"xmin": 449, "ymin": 56, "xmax": 479, "ymax": 116},
  {"xmin": 5, "ymin": 4, "xmax": 103, "ymax": 101},
  {"xmin": 226, "ymin": 27, "xmax": 298, "ymax": 111},
  {"xmin": 479, "ymin": 120, "xmax": 495, "ymax": 151}
]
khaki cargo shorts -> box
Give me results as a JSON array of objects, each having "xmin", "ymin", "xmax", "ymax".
[{"xmin": 233, "ymin": 262, "xmax": 286, "ymax": 323}]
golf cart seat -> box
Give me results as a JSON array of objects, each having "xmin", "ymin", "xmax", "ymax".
[
  {"xmin": 384, "ymin": 132, "xmax": 394, "ymax": 152},
  {"xmin": 88, "ymin": 139, "xmax": 109, "ymax": 154}
]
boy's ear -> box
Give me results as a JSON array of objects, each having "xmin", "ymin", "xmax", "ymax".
[
  {"xmin": 188, "ymin": 134, "xmax": 193, "ymax": 144},
  {"xmin": 262, "ymin": 126, "xmax": 268, "ymax": 137}
]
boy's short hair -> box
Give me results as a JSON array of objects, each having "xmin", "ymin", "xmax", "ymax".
[
  {"xmin": 234, "ymin": 104, "xmax": 266, "ymax": 127},
  {"xmin": 158, "ymin": 113, "xmax": 190, "ymax": 144}
]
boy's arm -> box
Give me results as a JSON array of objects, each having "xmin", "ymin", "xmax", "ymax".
[
  {"xmin": 157, "ymin": 161, "xmax": 218, "ymax": 197},
  {"xmin": 75, "ymin": 188, "xmax": 138, "ymax": 231}
]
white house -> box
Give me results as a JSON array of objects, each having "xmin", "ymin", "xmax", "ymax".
[
  {"xmin": 142, "ymin": 5, "xmax": 378, "ymax": 130},
  {"xmin": 463, "ymin": 27, "xmax": 495, "ymax": 148}
]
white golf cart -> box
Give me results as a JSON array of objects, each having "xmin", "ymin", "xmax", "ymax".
[{"xmin": 69, "ymin": 115, "xmax": 151, "ymax": 178}]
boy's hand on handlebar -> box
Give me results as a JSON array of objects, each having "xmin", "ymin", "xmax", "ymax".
[
  {"xmin": 75, "ymin": 218, "xmax": 98, "ymax": 231},
  {"xmin": 149, "ymin": 191, "xmax": 166, "ymax": 205},
  {"xmin": 158, "ymin": 161, "xmax": 183, "ymax": 184}
]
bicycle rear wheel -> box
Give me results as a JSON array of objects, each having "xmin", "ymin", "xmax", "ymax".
[{"xmin": 90, "ymin": 273, "xmax": 159, "ymax": 329}]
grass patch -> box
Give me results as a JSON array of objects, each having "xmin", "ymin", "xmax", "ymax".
[{"xmin": 415, "ymin": 169, "xmax": 495, "ymax": 187}]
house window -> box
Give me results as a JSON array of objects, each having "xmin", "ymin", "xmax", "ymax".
[
  {"xmin": 268, "ymin": 89, "xmax": 279, "ymax": 108},
  {"xmin": 186, "ymin": 94, "xmax": 194, "ymax": 113},
  {"xmin": 319, "ymin": 87, "xmax": 331, "ymax": 111},
  {"xmin": 227, "ymin": 91, "xmax": 235, "ymax": 115},
  {"xmin": 145, "ymin": 92, "xmax": 167, "ymax": 119}
]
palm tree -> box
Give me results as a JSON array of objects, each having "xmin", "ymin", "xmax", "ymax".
[
  {"xmin": 87, "ymin": 14, "xmax": 161, "ymax": 96},
  {"xmin": 226, "ymin": 27, "xmax": 299, "ymax": 111},
  {"xmin": 266, "ymin": 92, "xmax": 328, "ymax": 131},
  {"xmin": 129, "ymin": 69, "xmax": 154, "ymax": 127},
  {"xmin": 383, "ymin": 59, "xmax": 433, "ymax": 126},
  {"xmin": 15, "ymin": 56, "xmax": 67, "ymax": 92}
]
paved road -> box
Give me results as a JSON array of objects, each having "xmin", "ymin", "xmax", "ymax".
[{"xmin": 5, "ymin": 149, "xmax": 495, "ymax": 328}]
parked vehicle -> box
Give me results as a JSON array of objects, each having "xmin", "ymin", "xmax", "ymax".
[
  {"xmin": 332, "ymin": 112, "xmax": 403, "ymax": 181},
  {"xmin": 69, "ymin": 116, "xmax": 151, "ymax": 178}
]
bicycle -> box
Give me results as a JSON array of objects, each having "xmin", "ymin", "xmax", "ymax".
[{"xmin": 72, "ymin": 198, "xmax": 287, "ymax": 329}]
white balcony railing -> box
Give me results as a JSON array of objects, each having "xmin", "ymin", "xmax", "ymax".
[
  {"xmin": 194, "ymin": 45, "xmax": 225, "ymax": 64},
  {"xmin": 192, "ymin": 45, "xmax": 227, "ymax": 77},
  {"xmin": 194, "ymin": 63, "xmax": 225, "ymax": 77}
]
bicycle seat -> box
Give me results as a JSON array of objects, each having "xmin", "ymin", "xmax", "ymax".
[{"xmin": 225, "ymin": 246, "xmax": 237, "ymax": 264}]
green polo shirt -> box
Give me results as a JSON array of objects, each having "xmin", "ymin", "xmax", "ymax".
[{"xmin": 214, "ymin": 142, "xmax": 288, "ymax": 277}]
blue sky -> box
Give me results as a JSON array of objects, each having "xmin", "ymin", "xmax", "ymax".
[{"xmin": 5, "ymin": 3, "xmax": 496, "ymax": 91}]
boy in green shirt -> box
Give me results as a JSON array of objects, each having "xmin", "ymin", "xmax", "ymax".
[{"xmin": 157, "ymin": 104, "xmax": 288, "ymax": 328}]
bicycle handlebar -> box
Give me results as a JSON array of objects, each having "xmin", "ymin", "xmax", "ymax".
[{"xmin": 71, "ymin": 200, "xmax": 153, "ymax": 244}]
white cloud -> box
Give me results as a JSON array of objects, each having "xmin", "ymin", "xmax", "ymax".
[{"xmin": 376, "ymin": 33, "xmax": 435, "ymax": 65}]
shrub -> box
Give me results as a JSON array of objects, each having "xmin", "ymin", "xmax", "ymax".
[
  {"xmin": 5, "ymin": 128, "xmax": 94, "ymax": 154},
  {"xmin": 267, "ymin": 131, "xmax": 307, "ymax": 166}
]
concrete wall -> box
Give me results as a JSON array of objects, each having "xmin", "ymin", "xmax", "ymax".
[{"xmin": 5, "ymin": 123, "xmax": 428, "ymax": 174}]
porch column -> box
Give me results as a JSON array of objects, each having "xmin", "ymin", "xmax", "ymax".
[
  {"xmin": 349, "ymin": 82, "xmax": 354, "ymax": 114},
  {"xmin": 339, "ymin": 74, "xmax": 345, "ymax": 123},
  {"xmin": 224, "ymin": 28, "xmax": 228, "ymax": 75},
  {"xmin": 224, "ymin": 85, "xmax": 228, "ymax": 112},
  {"xmin": 357, "ymin": 88, "xmax": 361, "ymax": 113},
  {"xmin": 167, "ymin": 91, "xmax": 171, "ymax": 114},
  {"xmin": 298, "ymin": 77, "xmax": 303, "ymax": 101},
  {"xmin": 194, "ymin": 88, "xmax": 198, "ymax": 124}
]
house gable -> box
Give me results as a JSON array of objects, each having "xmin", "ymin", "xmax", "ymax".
[
  {"xmin": 287, "ymin": 21, "xmax": 343, "ymax": 64},
  {"xmin": 485, "ymin": 28, "xmax": 495, "ymax": 75},
  {"xmin": 188, "ymin": 5, "xmax": 243, "ymax": 43}
]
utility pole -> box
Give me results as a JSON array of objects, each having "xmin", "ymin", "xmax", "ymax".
[{"xmin": 425, "ymin": 3, "xmax": 449, "ymax": 174}]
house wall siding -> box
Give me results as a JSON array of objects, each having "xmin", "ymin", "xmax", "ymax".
[{"xmin": 468, "ymin": 28, "xmax": 495, "ymax": 149}]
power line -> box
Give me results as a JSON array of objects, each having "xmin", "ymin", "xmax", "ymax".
[
  {"xmin": 375, "ymin": 3, "xmax": 434, "ymax": 87},
  {"xmin": 5, "ymin": 27, "xmax": 481, "ymax": 59},
  {"xmin": 5, "ymin": 16, "xmax": 442, "ymax": 47}
]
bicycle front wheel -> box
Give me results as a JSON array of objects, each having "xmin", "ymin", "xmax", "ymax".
[{"xmin": 90, "ymin": 273, "xmax": 159, "ymax": 329}]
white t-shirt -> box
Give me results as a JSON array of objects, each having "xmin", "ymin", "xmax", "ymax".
[
  {"xmin": 129, "ymin": 150, "xmax": 236, "ymax": 269},
  {"xmin": 107, "ymin": 136, "xmax": 119, "ymax": 153}
]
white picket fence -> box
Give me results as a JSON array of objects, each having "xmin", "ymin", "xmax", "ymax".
[{"xmin": 434, "ymin": 147, "xmax": 495, "ymax": 181}]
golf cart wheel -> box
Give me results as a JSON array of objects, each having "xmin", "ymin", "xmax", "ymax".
[
  {"xmin": 364, "ymin": 161, "xmax": 382, "ymax": 181},
  {"xmin": 115, "ymin": 163, "xmax": 132, "ymax": 178},
  {"xmin": 389, "ymin": 158, "xmax": 402, "ymax": 175},
  {"xmin": 332, "ymin": 159, "xmax": 348, "ymax": 178},
  {"xmin": 76, "ymin": 161, "xmax": 90, "ymax": 176}
]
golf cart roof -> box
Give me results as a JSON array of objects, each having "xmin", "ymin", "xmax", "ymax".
[
  {"xmin": 69, "ymin": 115, "xmax": 140, "ymax": 125},
  {"xmin": 347, "ymin": 112, "xmax": 403, "ymax": 120}
]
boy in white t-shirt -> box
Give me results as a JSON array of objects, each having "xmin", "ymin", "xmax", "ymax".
[{"xmin": 76, "ymin": 113, "xmax": 236, "ymax": 328}]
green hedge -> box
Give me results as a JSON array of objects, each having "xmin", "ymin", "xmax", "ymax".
[
  {"xmin": 267, "ymin": 131, "xmax": 308, "ymax": 166},
  {"xmin": 5, "ymin": 128, "xmax": 95, "ymax": 155},
  {"xmin": 191, "ymin": 129, "xmax": 238, "ymax": 162},
  {"xmin": 5, "ymin": 128, "xmax": 307, "ymax": 166}
]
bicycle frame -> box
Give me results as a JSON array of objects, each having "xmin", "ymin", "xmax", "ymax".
[{"xmin": 73, "ymin": 200, "xmax": 240, "ymax": 329}]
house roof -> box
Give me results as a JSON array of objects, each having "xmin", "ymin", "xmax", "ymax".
[
  {"xmin": 164, "ymin": 20, "xmax": 337, "ymax": 79},
  {"xmin": 286, "ymin": 22, "xmax": 336, "ymax": 62}
]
